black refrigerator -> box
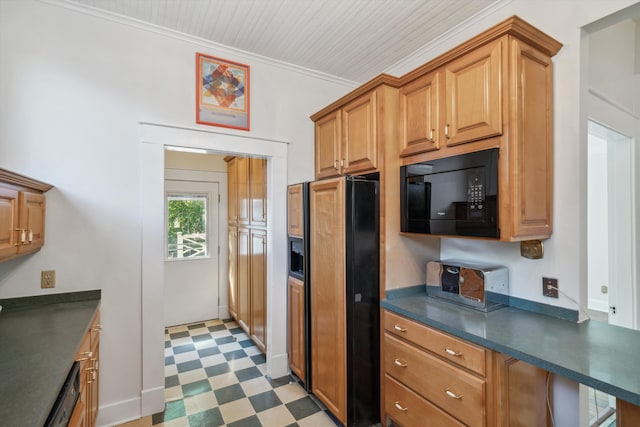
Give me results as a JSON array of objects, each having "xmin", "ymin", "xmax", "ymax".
[{"xmin": 308, "ymin": 175, "xmax": 380, "ymax": 427}]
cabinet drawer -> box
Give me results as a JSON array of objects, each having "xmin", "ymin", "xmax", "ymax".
[
  {"xmin": 385, "ymin": 334, "xmax": 486, "ymax": 427},
  {"xmin": 386, "ymin": 374, "xmax": 464, "ymax": 427},
  {"xmin": 384, "ymin": 310, "xmax": 486, "ymax": 376}
]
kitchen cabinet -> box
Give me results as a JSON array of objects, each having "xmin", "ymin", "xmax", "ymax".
[
  {"xmin": 73, "ymin": 308, "xmax": 101, "ymax": 427},
  {"xmin": 384, "ymin": 310, "xmax": 548, "ymax": 427},
  {"xmin": 314, "ymin": 91, "xmax": 377, "ymax": 179},
  {"xmin": 400, "ymin": 40, "xmax": 502, "ymax": 157},
  {"xmin": 312, "ymin": 80, "xmax": 400, "ymax": 180},
  {"xmin": 310, "ymin": 178, "xmax": 347, "ymax": 423},
  {"xmin": 287, "ymin": 275, "xmax": 305, "ymax": 381},
  {"xmin": 0, "ymin": 169, "xmax": 52, "ymax": 262},
  {"xmin": 249, "ymin": 158, "xmax": 267, "ymax": 227},
  {"xmin": 236, "ymin": 226, "xmax": 251, "ymax": 334},
  {"xmin": 287, "ymin": 184, "xmax": 304, "ymax": 238},
  {"xmin": 398, "ymin": 17, "xmax": 562, "ymax": 241},
  {"xmin": 225, "ymin": 157, "xmax": 268, "ymax": 351},
  {"xmin": 249, "ymin": 228, "xmax": 267, "ymax": 352}
]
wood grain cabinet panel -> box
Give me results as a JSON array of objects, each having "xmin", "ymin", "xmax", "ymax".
[
  {"xmin": 314, "ymin": 111, "xmax": 342, "ymax": 179},
  {"xmin": 383, "ymin": 310, "xmax": 550, "ymax": 427},
  {"xmin": 310, "ymin": 178, "xmax": 347, "ymax": 424},
  {"xmin": 74, "ymin": 308, "xmax": 101, "ymax": 427},
  {"xmin": 287, "ymin": 276, "xmax": 305, "ymax": 380},
  {"xmin": 444, "ymin": 39, "xmax": 503, "ymax": 147},
  {"xmin": 250, "ymin": 228, "xmax": 267, "ymax": 353},
  {"xmin": 225, "ymin": 157, "xmax": 268, "ymax": 352},
  {"xmin": 399, "ymin": 71, "xmax": 440, "ymax": 157},
  {"xmin": 0, "ymin": 170, "xmax": 52, "ymax": 262},
  {"xmin": 287, "ymin": 184, "xmax": 304, "ymax": 238}
]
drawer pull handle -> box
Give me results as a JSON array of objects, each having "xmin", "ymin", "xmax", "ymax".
[
  {"xmin": 444, "ymin": 347, "xmax": 463, "ymax": 357},
  {"xmin": 394, "ymin": 401, "xmax": 408, "ymax": 412},
  {"xmin": 76, "ymin": 351, "xmax": 93, "ymax": 361},
  {"xmin": 394, "ymin": 358, "xmax": 407, "ymax": 368},
  {"xmin": 394, "ymin": 324, "xmax": 407, "ymax": 332},
  {"xmin": 445, "ymin": 388, "xmax": 462, "ymax": 399}
]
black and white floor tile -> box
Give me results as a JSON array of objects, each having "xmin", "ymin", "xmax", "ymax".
[{"xmin": 153, "ymin": 319, "xmax": 338, "ymax": 427}]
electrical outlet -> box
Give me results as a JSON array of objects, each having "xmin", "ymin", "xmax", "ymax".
[
  {"xmin": 41, "ymin": 270, "xmax": 56, "ymax": 288},
  {"xmin": 542, "ymin": 277, "xmax": 558, "ymax": 298}
]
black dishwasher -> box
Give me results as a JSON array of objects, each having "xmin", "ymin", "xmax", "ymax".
[{"xmin": 44, "ymin": 361, "xmax": 80, "ymax": 427}]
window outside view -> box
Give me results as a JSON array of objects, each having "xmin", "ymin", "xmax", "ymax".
[{"xmin": 167, "ymin": 194, "xmax": 208, "ymax": 259}]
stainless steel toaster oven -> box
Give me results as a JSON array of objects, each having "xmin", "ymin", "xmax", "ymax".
[{"xmin": 426, "ymin": 260, "xmax": 509, "ymax": 311}]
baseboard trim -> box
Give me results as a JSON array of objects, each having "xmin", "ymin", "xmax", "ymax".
[
  {"xmin": 269, "ymin": 352, "xmax": 289, "ymax": 379},
  {"xmin": 141, "ymin": 386, "xmax": 166, "ymax": 416},
  {"xmin": 95, "ymin": 396, "xmax": 141, "ymax": 427}
]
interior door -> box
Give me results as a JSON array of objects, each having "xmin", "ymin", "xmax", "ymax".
[{"xmin": 164, "ymin": 179, "xmax": 220, "ymax": 326}]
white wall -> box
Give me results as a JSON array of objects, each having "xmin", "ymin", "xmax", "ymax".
[{"xmin": 0, "ymin": 1, "xmax": 355, "ymax": 425}]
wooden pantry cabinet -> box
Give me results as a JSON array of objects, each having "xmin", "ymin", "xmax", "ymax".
[
  {"xmin": 399, "ymin": 17, "xmax": 562, "ymax": 241},
  {"xmin": 0, "ymin": 169, "xmax": 52, "ymax": 262},
  {"xmin": 384, "ymin": 310, "xmax": 549, "ymax": 427},
  {"xmin": 226, "ymin": 157, "xmax": 268, "ymax": 352}
]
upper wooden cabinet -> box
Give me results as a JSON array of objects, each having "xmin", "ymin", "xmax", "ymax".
[
  {"xmin": 226, "ymin": 156, "xmax": 267, "ymax": 227},
  {"xmin": 287, "ymin": 183, "xmax": 304, "ymax": 238},
  {"xmin": 0, "ymin": 169, "xmax": 52, "ymax": 262},
  {"xmin": 312, "ymin": 79, "xmax": 400, "ymax": 180},
  {"xmin": 398, "ymin": 16, "xmax": 562, "ymax": 241},
  {"xmin": 400, "ymin": 40, "xmax": 503, "ymax": 157}
]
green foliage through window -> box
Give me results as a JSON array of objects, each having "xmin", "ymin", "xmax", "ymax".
[{"xmin": 167, "ymin": 194, "xmax": 208, "ymax": 259}]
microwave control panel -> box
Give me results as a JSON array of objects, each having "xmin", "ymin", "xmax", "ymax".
[{"xmin": 467, "ymin": 168, "xmax": 485, "ymax": 219}]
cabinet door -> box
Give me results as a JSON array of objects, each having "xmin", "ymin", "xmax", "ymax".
[
  {"xmin": 17, "ymin": 191, "xmax": 45, "ymax": 255},
  {"xmin": 314, "ymin": 111, "xmax": 341, "ymax": 179},
  {"xmin": 287, "ymin": 184, "xmax": 304, "ymax": 238},
  {"xmin": 508, "ymin": 38, "xmax": 553, "ymax": 240},
  {"xmin": 310, "ymin": 178, "xmax": 346, "ymax": 424},
  {"xmin": 0, "ymin": 187, "xmax": 19, "ymax": 260},
  {"xmin": 288, "ymin": 276, "xmax": 305, "ymax": 380},
  {"xmin": 237, "ymin": 157, "xmax": 250, "ymax": 226},
  {"xmin": 237, "ymin": 227, "xmax": 251, "ymax": 334},
  {"xmin": 342, "ymin": 90, "xmax": 377, "ymax": 175},
  {"xmin": 250, "ymin": 229, "xmax": 267, "ymax": 352},
  {"xmin": 493, "ymin": 354, "xmax": 549, "ymax": 427},
  {"xmin": 89, "ymin": 312, "xmax": 101, "ymax": 427},
  {"xmin": 228, "ymin": 227, "xmax": 238, "ymax": 319},
  {"xmin": 445, "ymin": 39, "xmax": 503, "ymax": 147},
  {"xmin": 249, "ymin": 158, "xmax": 267, "ymax": 227},
  {"xmin": 400, "ymin": 71, "xmax": 440, "ymax": 157},
  {"xmin": 227, "ymin": 158, "xmax": 238, "ymax": 225}
]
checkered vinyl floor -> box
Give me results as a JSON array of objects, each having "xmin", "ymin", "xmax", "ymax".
[{"xmin": 154, "ymin": 319, "xmax": 338, "ymax": 427}]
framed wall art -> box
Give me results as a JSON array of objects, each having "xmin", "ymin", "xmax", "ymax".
[{"xmin": 196, "ymin": 53, "xmax": 250, "ymax": 131}]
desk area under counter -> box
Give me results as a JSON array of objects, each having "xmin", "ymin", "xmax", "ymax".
[
  {"xmin": 381, "ymin": 285, "xmax": 640, "ymax": 426},
  {"xmin": 0, "ymin": 290, "xmax": 101, "ymax": 427}
]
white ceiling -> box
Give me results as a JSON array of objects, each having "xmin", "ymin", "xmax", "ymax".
[{"xmin": 68, "ymin": 0, "xmax": 506, "ymax": 83}]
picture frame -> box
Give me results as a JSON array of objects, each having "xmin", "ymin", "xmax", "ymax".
[{"xmin": 196, "ymin": 53, "xmax": 250, "ymax": 131}]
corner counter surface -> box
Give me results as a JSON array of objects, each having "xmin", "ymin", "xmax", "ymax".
[
  {"xmin": 0, "ymin": 290, "xmax": 101, "ymax": 427},
  {"xmin": 382, "ymin": 285, "xmax": 640, "ymax": 406}
]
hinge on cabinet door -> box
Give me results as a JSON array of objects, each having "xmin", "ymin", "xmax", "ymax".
[
  {"xmin": 218, "ymin": 194, "xmax": 221, "ymax": 203},
  {"xmin": 610, "ymin": 306, "xmax": 617, "ymax": 314}
]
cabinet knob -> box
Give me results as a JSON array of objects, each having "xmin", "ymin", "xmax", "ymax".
[
  {"xmin": 445, "ymin": 124, "xmax": 450, "ymax": 139},
  {"xmin": 394, "ymin": 401, "xmax": 408, "ymax": 412},
  {"xmin": 393, "ymin": 324, "xmax": 407, "ymax": 332},
  {"xmin": 333, "ymin": 160, "xmax": 339, "ymax": 170},
  {"xmin": 429, "ymin": 129, "xmax": 434, "ymax": 142},
  {"xmin": 76, "ymin": 351, "xmax": 93, "ymax": 361}
]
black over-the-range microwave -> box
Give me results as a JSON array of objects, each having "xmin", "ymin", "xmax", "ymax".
[{"xmin": 400, "ymin": 148, "xmax": 499, "ymax": 238}]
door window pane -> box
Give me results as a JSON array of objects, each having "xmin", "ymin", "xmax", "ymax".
[{"xmin": 167, "ymin": 194, "xmax": 208, "ymax": 259}]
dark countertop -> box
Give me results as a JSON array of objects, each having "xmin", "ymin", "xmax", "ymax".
[
  {"xmin": 0, "ymin": 290, "xmax": 101, "ymax": 427},
  {"xmin": 382, "ymin": 286, "xmax": 640, "ymax": 406}
]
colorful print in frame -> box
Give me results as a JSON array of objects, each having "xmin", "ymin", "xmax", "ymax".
[{"xmin": 196, "ymin": 53, "xmax": 250, "ymax": 131}]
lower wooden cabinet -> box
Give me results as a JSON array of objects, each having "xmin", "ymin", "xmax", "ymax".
[
  {"xmin": 287, "ymin": 276, "xmax": 305, "ymax": 380},
  {"xmin": 228, "ymin": 226, "xmax": 267, "ymax": 352},
  {"xmin": 73, "ymin": 308, "xmax": 101, "ymax": 427},
  {"xmin": 383, "ymin": 310, "xmax": 548, "ymax": 427}
]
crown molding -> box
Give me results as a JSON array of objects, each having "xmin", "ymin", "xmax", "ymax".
[{"xmin": 39, "ymin": 0, "xmax": 359, "ymax": 89}]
